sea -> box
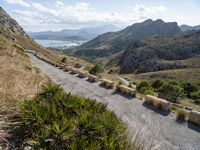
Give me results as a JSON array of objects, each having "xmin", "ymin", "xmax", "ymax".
[{"xmin": 35, "ymin": 39, "xmax": 86, "ymax": 50}]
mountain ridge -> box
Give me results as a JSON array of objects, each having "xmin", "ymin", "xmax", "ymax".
[
  {"xmin": 28, "ymin": 24, "xmax": 120, "ymax": 41},
  {"xmin": 74, "ymin": 19, "xmax": 181, "ymax": 58}
]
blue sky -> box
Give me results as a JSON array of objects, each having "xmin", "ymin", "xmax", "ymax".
[{"xmin": 1, "ymin": 0, "xmax": 200, "ymax": 32}]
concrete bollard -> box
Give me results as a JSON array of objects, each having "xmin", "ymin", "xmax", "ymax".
[
  {"xmin": 118, "ymin": 85, "xmax": 136, "ymax": 97},
  {"xmin": 100, "ymin": 79, "xmax": 115, "ymax": 89},
  {"xmin": 145, "ymin": 95, "xmax": 172, "ymax": 111},
  {"xmin": 71, "ymin": 68, "xmax": 79, "ymax": 74},
  {"xmin": 78, "ymin": 70, "xmax": 88, "ymax": 78},
  {"xmin": 188, "ymin": 110, "xmax": 200, "ymax": 126},
  {"xmin": 88, "ymin": 74, "xmax": 99, "ymax": 82}
]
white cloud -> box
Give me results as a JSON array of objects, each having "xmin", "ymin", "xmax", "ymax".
[
  {"xmin": 4, "ymin": 0, "xmax": 30, "ymax": 7},
  {"xmin": 133, "ymin": 5, "xmax": 167, "ymax": 15},
  {"xmin": 5, "ymin": 1, "xmax": 169, "ymax": 31}
]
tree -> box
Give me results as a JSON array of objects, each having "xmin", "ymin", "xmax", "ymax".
[
  {"xmin": 89, "ymin": 64, "xmax": 102, "ymax": 75},
  {"xmin": 61, "ymin": 57, "xmax": 67, "ymax": 63},
  {"xmin": 136, "ymin": 81, "xmax": 151, "ymax": 94},
  {"xmin": 74, "ymin": 63, "xmax": 82, "ymax": 68},
  {"xmin": 158, "ymin": 83, "xmax": 183, "ymax": 103},
  {"xmin": 183, "ymin": 82, "xmax": 197, "ymax": 98},
  {"xmin": 152, "ymin": 79, "xmax": 165, "ymax": 90}
]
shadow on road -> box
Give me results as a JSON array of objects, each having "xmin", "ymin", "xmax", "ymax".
[
  {"xmin": 142, "ymin": 102, "xmax": 170, "ymax": 116},
  {"xmin": 188, "ymin": 122, "xmax": 200, "ymax": 133},
  {"xmin": 111, "ymin": 91, "xmax": 133, "ymax": 100}
]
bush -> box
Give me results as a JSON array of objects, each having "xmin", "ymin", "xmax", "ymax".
[
  {"xmin": 143, "ymin": 89, "xmax": 155, "ymax": 96},
  {"xmin": 74, "ymin": 63, "xmax": 82, "ymax": 68},
  {"xmin": 61, "ymin": 57, "xmax": 67, "ymax": 63},
  {"xmin": 158, "ymin": 83, "xmax": 183, "ymax": 103},
  {"xmin": 19, "ymin": 83, "xmax": 130, "ymax": 149},
  {"xmin": 182, "ymin": 82, "xmax": 198, "ymax": 98},
  {"xmin": 152, "ymin": 79, "xmax": 165, "ymax": 90},
  {"xmin": 137, "ymin": 81, "xmax": 151, "ymax": 94},
  {"xmin": 191, "ymin": 90, "xmax": 200, "ymax": 100},
  {"xmin": 89, "ymin": 64, "xmax": 102, "ymax": 75}
]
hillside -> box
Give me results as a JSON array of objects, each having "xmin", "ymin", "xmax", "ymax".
[
  {"xmin": 0, "ymin": 6, "xmax": 50, "ymax": 144},
  {"xmin": 112, "ymin": 30, "xmax": 200, "ymax": 74},
  {"xmin": 74, "ymin": 19, "xmax": 180, "ymax": 58},
  {"xmin": 180, "ymin": 25, "xmax": 200, "ymax": 31}
]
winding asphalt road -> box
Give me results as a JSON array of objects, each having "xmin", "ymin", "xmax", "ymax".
[{"xmin": 27, "ymin": 53, "xmax": 200, "ymax": 150}]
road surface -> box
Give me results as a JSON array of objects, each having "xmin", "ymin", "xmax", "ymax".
[{"xmin": 27, "ymin": 53, "xmax": 200, "ymax": 150}]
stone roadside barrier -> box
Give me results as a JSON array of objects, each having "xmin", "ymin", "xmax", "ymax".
[
  {"xmin": 100, "ymin": 79, "xmax": 115, "ymax": 89},
  {"xmin": 88, "ymin": 74, "xmax": 99, "ymax": 82},
  {"xmin": 145, "ymin": 95, "xmax": 172, "ymax": 111},
  {"xmin": 78, "ymin": 70, "xmax": 88, "ymax": 78},
  {"xmin": 188, "ymin": 110, "xmax": 200, "ymax": 126},
  {"xmin": 71, "ymin": 68, "xmax": 79, "ymax": 74},
  {"xmin": 117, "ymin": 85, "xmax": 136, "ymax": 97}
]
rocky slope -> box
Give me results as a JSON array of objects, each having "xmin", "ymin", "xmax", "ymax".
[
  {"xmin": 180, "ymin": 25, "xmax": 200, "ymax": 31},
  {"xmin": 74, "ymin": 19, "xmax": 181, "ymax": 58},
  {"xmin": 116, "ymin": 30, "xmax": 200, "ymax": 73}
]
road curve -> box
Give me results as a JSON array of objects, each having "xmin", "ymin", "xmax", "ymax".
[{"xmin": 27, "ymin": 53, "xmax": 200, "ymax": 150}]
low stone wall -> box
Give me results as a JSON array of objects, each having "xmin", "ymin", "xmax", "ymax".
[
  {"xmin": 118, "ymin": 85, "xmax": 136, "ymax": 97},
  {"xmin": 88, "ymin": 74, "xmax": 99, "ymax": 82},
  {"xmin": 78, "ymin": 70, "xmax": 88, "ymax": 78},
  {"xmin": 71, "ymin": 68, "xmax": 79, "ymax": 74},
  {"xmin": 188, "ymin": 110, "xmax": 200, "ymax": 126},
  {"xmin": 100, "ymin": 79, "xmax": 115, "ymax": 89},
  {"xmin": 145, "ymin": 95, "xmax": 172, "ymax": 111}
]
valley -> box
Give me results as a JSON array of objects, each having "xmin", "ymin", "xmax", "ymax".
[{"xmin": 0, "ymin": 1, "xmax": 200, "ymax": 149}]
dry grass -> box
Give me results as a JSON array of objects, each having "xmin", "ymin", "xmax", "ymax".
[
  {"xmin": 0, "ymin": 35, "xmax": 48, "ymax": 148},
  {"xmin": 178, "ymin": 99, "xmax": 200, "ymax": 111},
  {"xmin": 125, "ymin": 107, "xmax": 162, "ymax": 150}
]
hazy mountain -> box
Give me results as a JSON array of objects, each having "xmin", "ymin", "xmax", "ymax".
[
  {"xmin": 180, "ymin": 25, "xmax": 200, "ymax": 31},
  {"xmin": 74, "ymin": 19, "xmax": 181, "ymax": 58},
  {"xmin": 110, "ymin": 30, "xmax": 200, "ymax": 74},
  {"xmin": 28, "ymin": 25, "xmax": 120, "ymax": 41}
]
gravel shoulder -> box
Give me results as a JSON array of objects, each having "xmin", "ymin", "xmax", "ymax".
[{"xmin": 27, "ymin": 53, "xmax": 200, "ymax": 150}]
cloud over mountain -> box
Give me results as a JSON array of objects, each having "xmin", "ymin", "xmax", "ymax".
[{"xmin": 3, "ymin": 0, "xmax": 168, "ymax": 31}]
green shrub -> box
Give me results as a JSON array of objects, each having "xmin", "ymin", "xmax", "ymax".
[
  {"xmin": 89, "ymin": 64, "xmax": 102, "ymax": 75},
  {"xmin": 152, "ymin": 79, "xmax": 165, "ymax": 90},
  {"xmin": 74, "ymin": 63, "xmax": 82, "ymax": 68},
  {"xmin": 61, "ymin": 57, "xmax": 67, "ymax": 63},
  {"xmin": 158, "ymin": 83, "xmax": 183, "ymax": 103},
  {"xmin": 144, "ymin": 89, "xmax": 155, "ymax": 95},
  {"xmin": 191, "ymin": 90, "xmax": 200, "ymax": 100},
  {"xmin": 137, "ymin": 81, "xmax": 151, "ymax": 94},
  {"xmin": 19, "ymin": 83, "xmax": 130, "ymax": 149},
  {"xmin": 182, "ymin": 82, "xmax": 198, "ymax": 98}
]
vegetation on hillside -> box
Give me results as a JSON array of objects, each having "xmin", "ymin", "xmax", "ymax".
[
  {"xmin": 17, "ymin": 83, "xmax": 130, "ymax": 149},
  {"xmin": 137, "ymin": 79, "xmax": 200, "ymax": 103},
  {"xmin": 89, "ymin": 64, "xmax": 103, "ymax": 75}
]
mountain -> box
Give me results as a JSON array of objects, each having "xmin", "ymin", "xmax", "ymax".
[
  {"xmin": 74, "ymin": 19, "xmax": 181, "ymax": 58},
  {"xmin": 28, "ymin": 24, "xmax": 120, "ymax": 41},
  {"xmin": 180, "ymin": 25, "xmax": 200, "ymax": 31},
  {"xmin": 110, "ymin": 30, "xmax": 200, "ymax": 74}
]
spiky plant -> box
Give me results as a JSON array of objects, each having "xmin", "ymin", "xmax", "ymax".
[{"xmin": 18, "ymin": 83, "xmax": 130, "ymax": 149}]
